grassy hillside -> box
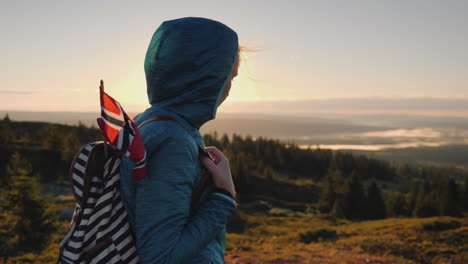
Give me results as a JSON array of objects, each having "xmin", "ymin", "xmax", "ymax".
[
  {"xmin": 226, "ymin": 213, "xmax": 468, "ymax": 264},
  {"xmin": 6, "ymin": 195, "xmax": 466, "ymax": 264},
  {"xmin": 1, "ymin": 118, "xmax": 468, "ymax": 263}
]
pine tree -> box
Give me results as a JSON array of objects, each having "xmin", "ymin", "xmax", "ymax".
[
  {"xmin": 220, "ymin": 133, "xmax": 230, "ymax": 149},
  {"xmin": 0, "ymin": 153, "xmax": 58, "ymax": 257},
  {"xmin": 263, "ymin": 166, "xmax": 276, "ymax": 180},
  {"xmin": 408, "ymin": 182, "xmax": 421, "ymax": 216},
  {"xmin": 440, "ymin": 178, "xmax": 460, "ymax": 217},
  {"xmin": 342, "ymin": 173, "xmax": 365, "ymax": 220},
  {"xmin": 413, "ymin": 181, "xmax": 438, "ymax": 217},
  {"xmin": 0, "ymin": 176, "xmax": 58, "ymax": 257},
  {"xmin": 318, "ymin": 181, "xmax": 336, "ymax": 214},
  {"xmin": 366, "ymin": 181, "xmax": 386, "ymax": 219},
  {"xmin": 331, "ymin": 196, "xmax": 345, "ymax": 218},
  {"xmin": 318, "ymin": 165, "xmax": 344, "ymax": 214},
  {"xmin": 233, "ymin": 151, "xmax": 252, "ymax": 195},
  {"xmin": 326, "ymin": 158, "xmax": 344, "ymax": 184},
  {"xmin": 3, "ymin": 113, "xmax": 11, "ymax": 122},
  {"xmin": 413, "ymin": 195, "xmax": 438, "ymax": 217},
  {"xmin": 463, "ymin": 177, "xmax": 468, "ymax": 212},
  {"xmin": 60, "ymin": 131, "xmax": 81, "ymax": 161},
  {"xmin": 0, "ymin": 116, "xmax": 14, "ymax": 145},
  {"xmin": 40, "ymin": 124, "xmax": 62, "ymax": 150},
  {"xmin": 386, "ymin": 192, "xmax": 408, "ymax": 217},
  {"xmin": 2, "ymin": 152, "xmax": 32, "ymax": 188}
]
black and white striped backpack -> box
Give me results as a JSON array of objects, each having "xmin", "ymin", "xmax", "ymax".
[
  {"xmin": 58, "ymin": 83, "xmax": 211, "ymax": 263},
  {"xmin": 58, "ymin": 134, "xmax": 211, "ymax": 263},
  {"xmin": 58, "ymin": 142, "xmax": 139, "ymax": 264},
  {"xmin": 57, "ymin": 82, "xmax": 147, "ymax": 264}
]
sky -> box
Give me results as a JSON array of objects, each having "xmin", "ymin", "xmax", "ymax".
[{"xmin": 1, "ymin": 0, "xmax": 467, "ymax": 115}]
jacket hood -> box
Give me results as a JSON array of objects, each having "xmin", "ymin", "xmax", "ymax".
[{"xmin": 144, "ymin": 17, "xmax": 238, "ymax": 129}]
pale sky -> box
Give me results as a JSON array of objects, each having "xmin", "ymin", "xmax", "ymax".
[{"xmin": 1, "ymin": 0, "xmax": 467, "ymax": 113}]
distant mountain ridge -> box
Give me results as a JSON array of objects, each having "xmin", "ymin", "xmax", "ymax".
[{"xmin": 1, "ymin": 110, "xmax": 467, "ymax": 168}]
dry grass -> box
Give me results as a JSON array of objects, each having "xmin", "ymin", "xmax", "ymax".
[
  {"xmin": 3, "ymin": 197, "xmax": 467, "ymax": 264},
  {"xmin": 226, "ymin": 212, "xmax": 468, "ymax": 264}
]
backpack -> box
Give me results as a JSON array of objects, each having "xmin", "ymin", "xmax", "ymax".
[
  {"xmin": 58, "ymin": 141, "xmax": 138, "ymax": 264},
  {"xmin": 58, "ymin": 81, "xmax": 210, "ymax": 263}
]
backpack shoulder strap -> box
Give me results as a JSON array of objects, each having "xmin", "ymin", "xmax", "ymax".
[
  {"xmin": 137, "ymin": 115, "xmax": 212, "ymax": 213},
  {"xmin": 69, "ymin": 142, "xmax": 107, "ymax": 207}
]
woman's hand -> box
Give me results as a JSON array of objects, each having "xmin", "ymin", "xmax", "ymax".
[{"xmin": 200, "ymin": 146, "xmax": 236, "ymax": 199}]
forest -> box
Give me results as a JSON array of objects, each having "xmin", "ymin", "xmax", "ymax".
[{"xmin": 1, "ymin": 115, "xmax": 468, "ymax": 263}]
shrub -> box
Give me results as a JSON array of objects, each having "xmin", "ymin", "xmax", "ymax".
[
  {"xmin": 422, "ymin": 220, "xmax": 461, "ymax": 231},
  {"xmin": 299, "ymin": 229, "xmax": 337, "ymax": 243}
]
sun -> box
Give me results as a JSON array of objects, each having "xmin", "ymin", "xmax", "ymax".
[{"xmin": 226, "ymin": 53, "xmax": 262, "ymax": 101}]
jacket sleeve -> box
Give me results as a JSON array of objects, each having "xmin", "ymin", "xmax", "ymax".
[{"xmin": 134, "ymin": 135, "xmax": 237, "ymax": 263}]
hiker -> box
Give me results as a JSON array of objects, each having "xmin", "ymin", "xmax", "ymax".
[{"xmin": 119, "ymin": 17, "xmax": 240, "ymax": 263}]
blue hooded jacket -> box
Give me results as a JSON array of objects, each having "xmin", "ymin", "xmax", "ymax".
[{"xmin": 119, "ymin": 17, "xmax": 238, "ymax": 263}]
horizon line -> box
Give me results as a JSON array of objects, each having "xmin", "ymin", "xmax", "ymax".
[{"xmin": 2, "ymin": 109, "xmax": 468, "ymax": 119}]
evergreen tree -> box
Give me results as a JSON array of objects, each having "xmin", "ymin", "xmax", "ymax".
[
  {"xmin": 318, "ymin": 181, "xmax": 336, "ymax": 214},
  {"xmin": 318, "ymin": 165, "xmax": 345, "ymax": 214},
  {"xmin": 366, "ymin": 181, "xmax": 386, "ymax": 219},
  {"xmin": 0, "ymin": 153, "xmax": 58, "ymax": 257},
  {"xmin": 274, "ymin": 148, "xmax": 285, "ymax": 168},
  {"xmin": 40, "ymin": 124, "xmax": 62, "ymax": 150},
  {"xmin": 263, "ymin": 166, "xmax": 276, "ymax": 180},
  {"xmin": 0, "ymin": 116, "xmax": 14, "ymax": 145},
  {"xmin": 3, "ymin": 113, "xmax": 11, "ymax": 122},
  {"xmin": 413, "ymin": 181, "xmax": 438, "ymax": 217},
  {"xmin": 60, "ymin": 131, "xmax": 81, "ymax": 161},
  {"xmin": 233, "ymin": 151, "xmax": 252, "ymax": 195},
  {"xmin": 220, "ymin": 133, "xmax": 230, "ymax": 149},
  {"xmin": 413, "ymin": 195, "xmax": 438, "ymax": 217},
  {"xmin": 440, "ymin": 178, "xmax": 460, "ymax": 217},
  {"xmin": 463, "ymin": 177, "xmax": 468, "ymax": 212},
  {"xmin": 408, "ymin": 182, "xmax": 421, "ymax": 216},
  {"xmin": 324, "ymin": 159, "xmax": 344, "ymax": 188},
  {"xmin": 2, "ymin": 152, "xmax": 33, "ymax": 188},
  {"xmin": 342, "ymin": 173, "xmax": 365, "ymax": 220},
  {"xmin": 331, "ymin": 196, "xmax": 345, "ymax": 218},
  {"xmin": 386, "ymin": 192, "xmax": 408, "ymax": 217}
]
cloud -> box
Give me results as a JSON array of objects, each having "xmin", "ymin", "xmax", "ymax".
[
  {"xmin": 361, "ymin": 128, "xmax": 441, "ymax": 138},
  {"xmin": 303, "ymin": 142, "xmax": 446, "ymax": 151},
  {"xmin": 0, "ymin": 90, "xmax": 35, "ymax": 95},
  {"xmin": 220, "ymin": 97, "xmax": 468, "ymax": 117}
]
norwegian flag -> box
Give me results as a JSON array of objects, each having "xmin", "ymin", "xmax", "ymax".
[{"xmin": 97, "ymin": 80, "xmax": 146, "ymax": 181}]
